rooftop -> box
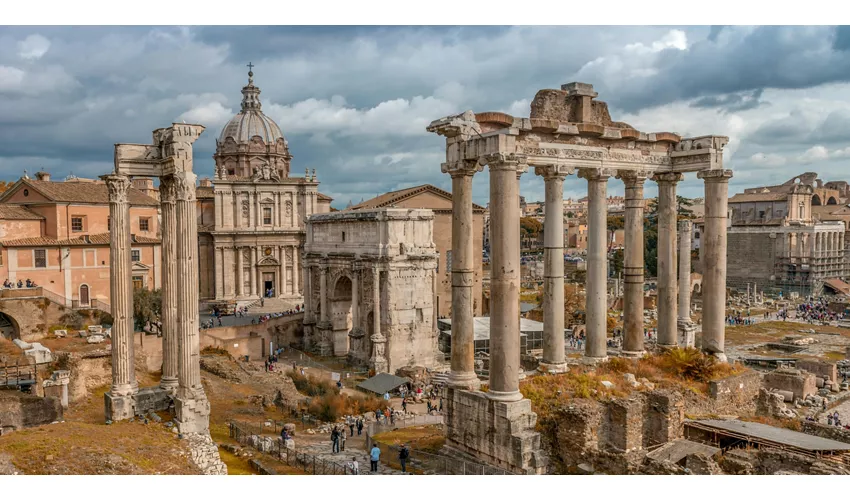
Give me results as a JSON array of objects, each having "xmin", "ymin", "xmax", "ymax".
[
  {"xmin": 1, "ymin": 178, "xmax": 160, "ymax": 206},
  {"xmin": 728, "ymin": 192, "xmax": 789, "ymax": 203},
  {"xmin": 0, "ymin": 233, "xmax": 160, "ymax": 247},
  {"xmin": 351, "ymin": 184, "xmax": 485, "ymax": 212},
  {"xmin": 0, "ymin": 205, "xmax": 44, "ymax": 220},
  {"xmin": 689, "ymin": 419, "xmax": 850, "ymax": 452},
  {"xmin": 437, "ymin": 316, "xmax": 564, "ymax": 340}
]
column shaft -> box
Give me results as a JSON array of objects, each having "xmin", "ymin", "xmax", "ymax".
[
  {"xmin": 487, "ymin": 154, "xmax": 525, "ymax": 401},
  {"xmin": 620, "ymin": 172, "xmax": 647, "ymax": 355},
  {"xmin": 678, "ymin": 220, "xmax": 693, "ymax": 321},
  {"xmin": 372, "ymin": 267, "xmax": 380, "ymax": 336},
  {"xmin": 535, "ymin": 167, "xmax": 569, "ymax": 372},
  {"xmin": 104, "ymin": 175, "xmax": 137, "ymax": 397},
  {"xmin": 320, "ymin": 265, "xmax": 329, "ymax": 323},
  {"xmin": 654, "ymin": 173, "xmax": 682, "ymax": 348},
  {"xmin": 249, "ymin": 249, "xmax": 257, "ymax": 296},
  {"xmin": 448, "ymin": 170, "xmax": 479, "ymax": 388},
  {"xmin": 581, "ymin": 169, "xmax": 612, "ymax": 359},
  {"xmin": 160, "ymin": 177, "xmax": 178, "ymax": 390},
  {"xmin": 698, "ymin": 169, "xmax": 733, "ymax": 360},
  {"xmin": 293, "ymin": 246, "xmax": 300, "ymax": 296},
  {"xmin": 351, "ymin": 269, "xmax": 360, "ymax": 330},
  {"xmin": 236, "ymin": 247, "xmax": 244, "ymax": 297}
]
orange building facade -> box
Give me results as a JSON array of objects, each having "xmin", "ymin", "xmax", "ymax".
[{"xmin": 0, "ymin": 172, "xmax": 161, "ymax": 308}]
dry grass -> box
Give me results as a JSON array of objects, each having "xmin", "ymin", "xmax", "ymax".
[
  {"xmin": 726, "ymin": 320, "xmax": 850, "ymax": 345},
  {"xmin": 741, "ymin": 415, "xmax": 802, "ymax": 432},
  {"xmin": 372, "ymin": 425, "xmax": 446, "ymax": 453}
]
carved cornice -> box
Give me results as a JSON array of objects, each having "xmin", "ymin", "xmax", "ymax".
[
  {"xmin": 173, "ymin": 172, "xmax": 197, "ymax": 202},
  {"xmin": 533, "ymin": 164, "xmax": 574, "ymax": 180},
  {"xmin": 441, "ymin": 159, "xmax": 483, "ymax": 178},
  {"xmin": 615, "ymin": 169, "xmax": 650, "ymax": 185},
  {"xmin": 697, "ymin": 169, "xmax": 734, "ymax": 182},
  {"xmin": 517, "ymin": 145, "xmax": 672, "ymax": 167},
  {"xmin": 102, "ymin": 174, "xmax": 132, "ymax": 204}
]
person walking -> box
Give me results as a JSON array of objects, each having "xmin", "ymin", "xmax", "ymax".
[
  {"xmin": 340, "ymin": 428, "xmax": 346, "ymax": 452},
  {"xmin": 331, "ymin": 426, "xmax": 340, "ymax": 454},
  {"xmin": 348, "ymin": 456, "xmax": 360, "ymax": 475},
  {"xmin": 399, "ymin": 444, "xmax": 410, "ymax": 473},
  {"xmin": 357, "ymin": 418, "xmax": 363, "ymax": 436},
  {"xmin": 349, "ymin": 417, "xmax": 355, "ymax": 437},
  {"xmin": 370, "ymin": 443, "xmax": 381, "ymax": 472},
  {"xmin": 401, "ymin": 399, "xmax": 407, "ymax": 413}
]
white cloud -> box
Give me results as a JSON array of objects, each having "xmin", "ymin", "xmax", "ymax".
[
  {"xmin": 18, "ymin": 34, "xmax": 51, "ymax": 60},
  {"xmin": 0, "ymin": 66, "xmax": 25, "ymax": 91},
  {"xmin": 798, "ymin": 145, "xmax": 830, "ymax": 163},
  {"xmin": 178, "ymin": 101, "xmax": 234, "ymax": 127},
  {"xmin": 577, "ymin": 30, "xmax": 688, "ymax": 85},
  {"xmin": 750, "ymin": 152, "xmax": 786, "ymax": 167}
]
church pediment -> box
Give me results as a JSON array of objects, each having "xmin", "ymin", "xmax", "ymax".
[
  {"xmin": 257, "ymin": 256, "xmax": 280, "ymax": 266},
  {"xmin": 132, "ymin": 262, "xmax": 151, "ymax": 271}
]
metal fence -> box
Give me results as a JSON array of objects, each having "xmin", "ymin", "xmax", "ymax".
[
  {"xmin": 275, "ymin": 345, "xmax": 370, "ymax": 382},
  {"xmin": 230, "ymin": 421, "xmax": 357, "ymax": 475}
]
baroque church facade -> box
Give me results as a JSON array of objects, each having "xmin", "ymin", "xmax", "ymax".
[{"xmin": 197, "ymin": 69, "xmax": 332, "ymax": 302}]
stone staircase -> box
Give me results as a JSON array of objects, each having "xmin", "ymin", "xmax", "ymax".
[
  {"xmin": 244, "ymin": 297, "xmax": 300, "ymax": 314},
  {"xmin": 430, "ymin": 371, "xmax": 450, "ymax": 386}
]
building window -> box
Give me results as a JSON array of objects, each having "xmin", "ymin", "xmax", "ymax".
[
  {"xmin": 139, "ymin": 217, "xmax": 150, "ymax": 232},
  {"xmin": 71, "ymin": 216, "xmax": 84, "ymax": 232},
  {"xmin": 132, "ymin": 276, "xmax": 144, "ymax": 289},
  {"xmin": 34, "ymin": 249, "xmax": 47, "ymax": 268},
  {"xmin": 131, "ymin": 249, "xmax": 141, "ymax": 262},
  {"xmin": 263, "ymin": 207, "xmax": 272, "ymax": 225},
  {"xmin": 342, "ymin": 231, "xmax": 346, "ymax": 242},
  {"xmin": 107, "ymin": 217, "xmax": 111, "ymax": 231}
]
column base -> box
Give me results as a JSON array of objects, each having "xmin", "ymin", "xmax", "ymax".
[
  {"xmin": 677, "ymin": 319, "xmax": 697, "ymax": 348},
  {"xmin": 580, "ymin": 355, "xmax": 608, "ymax": 366},
  {"xmin": 538, "ymin": 362, "xmax": 568, "ymax": 374},
  {"xmin": 174, "ymin": 390, "xmax": 211, "ymax": 435},
  {"xmin": 656, "ymin": 343, "xmax": 678, "ymax": 351},
  {"xmin": 104, "ymin": 391, "xmax": 137, "ymax": 422},
  {"xmin": 709, "ymin": 352, "xmax": 728, "ymax": 363},
  {"xmin": 160, "ymin": 377, "xmax": 179, "ymax": 395},
  {"xmin": 486, "ymin": 389, "xmax": 523, "ymax": 402},
  {"xmin": 619, "ymin": 350, "xmax": 645, "ymax": 358},
  {"xmin": 448, "ymin": 371, "xmax": 481, "ymax": 391},
  {"xmin": 316, "ymin": 322, "xmax": 333, "ymax": 356}
]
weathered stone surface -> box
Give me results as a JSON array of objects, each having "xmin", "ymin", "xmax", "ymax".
[
  {"xmin": 184, "ymin": 432, "xmax": 227, "ymax": 475},
  {"xmin": 708, "ymin": 371, "xmax": 761, "ymax": 406},
  {"xmin": 0, "ymin": 391, "xmax": 62, "ymax": 434},
  {"xmin": 796, "ymin": 359, "xmax": 838, "ymax": 383},
  {"xmin": 763, "ymin": 368, "xmax": 817, "ymax": 401}
]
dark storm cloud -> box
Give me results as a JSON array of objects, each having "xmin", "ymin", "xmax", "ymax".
[{"xmin": 690, "ymin": 88, "xmax": 766, "ymax": 113}]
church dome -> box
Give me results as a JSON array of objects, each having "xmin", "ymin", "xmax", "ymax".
[{"xmin": 217, "ymin": 67, "xmax": 286, "ymax": 146}]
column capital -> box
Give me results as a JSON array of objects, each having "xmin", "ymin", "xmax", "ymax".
[
  {"xmin": 534, "ymin": 164, "xmax": 574, "ymax": 180},
  {"xmin": 172, "ymin": 171, "xmax": 198, "ymax": 202},
  {"xmin": 441, "ymin": 159, "xmax": 483, "ymax": 178},
  {"xmin": 577, "ymin": 167, "xmax": 615, "ymax": 181},
  {"xmin": 102, "ymin": 174, "xmax": 132, "ymax": 203},
  {"xmin": 160, "ymin": 175, "xmax": 177, "ymax": 204},
  {"xmin": 697, "ymin": 169, "xmax": 734, "ymax": 182},
  {"xmin": 616, "ymin": 169, "xmax": 650, "ymax": 185},
  {"xmin": 651, "ymin": 172, "xmax": 684, "ymax": 184},
  {"xmin": 481, "ymin": 153, "xmax": 528, "ymax": 173}
]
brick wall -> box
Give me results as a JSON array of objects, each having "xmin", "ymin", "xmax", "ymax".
[{"xmin": 726, "ymin": 232, "xmax": 778, "ymax": 291}]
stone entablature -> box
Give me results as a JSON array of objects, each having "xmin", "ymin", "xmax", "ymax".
[{"xmin": 303, "ymin": 208, "xmax": 438, "ymax": 372}]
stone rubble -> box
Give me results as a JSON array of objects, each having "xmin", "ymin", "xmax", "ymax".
[{"xmin": 184, "ymin": 432, "xmax": 227, "ymax": 475}]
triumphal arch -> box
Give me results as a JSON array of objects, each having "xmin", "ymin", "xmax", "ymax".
[
  {"xmin": 428, "ymin": 82, "xmax": 731, "ymax": 474},
  {"xmin": 302, "ymin": 208, "xmax": 439, "ymax": 373}
]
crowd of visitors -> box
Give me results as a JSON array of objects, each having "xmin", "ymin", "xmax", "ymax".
[{"xmin": 2, "ymin": 278, "xmax": 38, "ymax": 288}]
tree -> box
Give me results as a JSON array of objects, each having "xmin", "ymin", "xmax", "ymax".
[
  {"xmin": 0, "ymin": 181, "xmax": 11, "ymax": 195},
  {"xmin": 566, "ymin": 211, "xmax": 575, "ymax": 219},
  {"xmin": 520, "ymin": 217, "xmax": 543, "ymax": 248},
  {"xmin": 133, "ymin": 288, "xmax": 162, "ymax": 334},
  {"xmin": 606, "ymin": 214, "xmax": 624, "ymax": 251},
  {"xmin": 642, "ymin": 197, "xmax": 696, "ymax": 278}
]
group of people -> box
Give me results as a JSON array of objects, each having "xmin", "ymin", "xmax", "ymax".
[
  {"xmin": 726, "ymin": 314, "xmax": 755, "ymax": 326},
  {"xmin": 250, "ymin": 308, "xmax": 301, "ymax": 325},
  {"xmin": 826, "ymin": 411, "xmax": 847, "ymax": 428},
  {"xmin": 343, "ymin": 443, "xmax": 409, "ymax": 474},
  {"xmin": 2, "ymin": 278, "xmax": 37, "ymax": 288},
  {"xmin": 796, "ymin": 298, "xmax": 844, "ymax": 324}
]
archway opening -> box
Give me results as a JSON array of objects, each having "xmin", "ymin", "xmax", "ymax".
[
  {"xmin": 79, "ymin": 284, "xmax": 90, "ymax": 307},
  {"xmin": 330, "ymin": 276, "xmax": 353, "ymax": 357},
  {"xmin": 812, "ymin": 194, "xmax": 822, "ymax": 206},
  {"xmin": 827, "ymin": 196, "xmax": 838, "ymax": 205},
  {"xmin": 0, "ymin": 312, "xmax": 20, "ymax": 341}
]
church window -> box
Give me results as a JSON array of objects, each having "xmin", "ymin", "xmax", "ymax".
[
  {"xmin": 139, "ymin": 217, "xmax": 150, "ymax": 232},
  {"xmin": 263, "ymin": 207, "xmax": 272, "ymax": 225},
  {"xmin": 34, "ymin": 249, "xmax": 47, "ymax": 268}
]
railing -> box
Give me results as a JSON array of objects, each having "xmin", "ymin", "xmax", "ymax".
[
  {"xmin": 0, "ymin": 360, "xmax": 37, "ymax": 391},
  {"xmin": 276, "ymin": 345, "xmax": 370, "ymax": 380},
  {"xmin": 229, "ymin": 421, "xmax": 356, "ymax": 475}
]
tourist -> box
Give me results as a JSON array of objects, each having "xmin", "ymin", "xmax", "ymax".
[
  {"xmin": 348, "ymin": 456, "xmax": 359, "ymax": 475},
  {"xmin": 439, "ymin": 398, "xmax": 443, "ymax": 413},
  {"xmin": 340, "ymin": 428, "xmax": 346, "ymax": 451},
  {"xmin": 370, "ymin": 443, "xmax": 381, "ymax": 472},
  {"xmin": 16, "ymin": 279, "xmax": 23, "ymax": 288},
  {"xmin": 331, "ymin": 426, "xmax": 340, "ymax": 454},
  {"xmin": 426, "ymin": 400, "xmax": 432, "ymax": 414},
  {"xmin": 357, "ymin": 418, "xmax": 363, "ymax": 436},
  {"xmin": 348, "ymin": 417, "xmax": 355, "ymax": 437},
  {"xmin": 390, "ymin": 408, "xmax": 395, "ymax": 425},
  {"xmin": 383, "ymin": 392, "xmax": 390, "ymax": 401},
  {"xmin": 2, "ymin": 279, "xmax": 9, "ymax": 288},
  {"xmin": 828, "ymin": 414, "xmax": 834, "ymax": 425},
  {"xmin": 401, "ymin": 399, "xmax": 407, "ymax": 413},
  {"xmin": 398, "ymin": 444, "xmax": 410, "ymax": 473}
]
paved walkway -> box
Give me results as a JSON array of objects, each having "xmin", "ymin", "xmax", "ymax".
[{"xmin": 200, "ymin": 298, "xmax": 302, "ymax": 328}]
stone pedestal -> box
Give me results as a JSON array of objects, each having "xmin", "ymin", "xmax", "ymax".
[
  {"xmin": 677, "ymin": 318, "xmax": 697, "ymax": 348},
  {"xmin": 698, "ymin": 169, "xmax": 733, "ymax": 361},
  {"xmin": 444, "ymin": 388, "xmax": 548, "ymax": 474},
  {"xmin": 317, "ymin": 322, "xmax": 334, "ymax": 356}
]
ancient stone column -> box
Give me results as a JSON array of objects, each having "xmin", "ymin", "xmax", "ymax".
[
  {"xmin": 618, "ymin": 171, "xmax": 648, "ymax": 357},
  {"xmin": 279, "ymin": 246, "xmax": 286, "ymax": 297},
  {"xmin": 443, "ymin": 160, "xmax": 482, "ymax": 389},
  {"xmin": 370, "ymin": 265, "xmax": 388, "ymax": 373},
  {"xmin": 173, "ymin": 171, "xmax": 211, "ymax": 434},
  {"xmin": 579, "ymin": 168, "xmax": 613, "ymax": 359},
  {"xmin": 214, "ymin": 247, "xmax": 224, "ymax": 298},
  {"xmin": 535, "ymin": 164, "xmax": 571, "ymax": 373},
  {"xmin": 678, "ymin": 220, "xmax": 693, "ymax": 322},
  {"xmin": 485, "ymin": 153, "xmax": 527, "ymax": 401},
  {"xmin": 320, "ymin": 265, "xmax": 329, "ymax": 323},
  {"xmin": 351, "ymin": 267, "xmax": 360, "ymax": 330},
  {"xmin": 159, "ymin": 176, "xmax": 178, "ymax": 392},
  {"xmin": 292, "ymin": 246, "xmax": 300, "ymax": 296},
  {"xmin": 698, "ymin": 169, "xmax": 733, "ymax": 361},
  {"xmin": 236, "ymin": 247, "xmax": 244, "ymax": 297},
  {"xmin": 103, "ymin": 174, "xmax": 138, "ymax": 420},
  {"xmin": 653, "ymin": 173, "xmax": 682, "ymax": 349}
]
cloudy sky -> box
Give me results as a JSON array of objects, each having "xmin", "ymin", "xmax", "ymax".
[{"xmin": 2, "ymin": 25, "xmax": 850, "ymax": 208}]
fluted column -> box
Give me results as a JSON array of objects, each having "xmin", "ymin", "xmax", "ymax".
[
  {"xmin": 214, "ymin": 247, "xmax": 224, "ymax": 299},
  {"xmin": 370, "ymin": 265, "xmax": 387, "ymax": 373},
  {"xmin": 484, "ymin": 153, "xmax": 527, "ymax": 401},
  {"xmin": 249, "ymin": 249, "xmax": 257, "ymax": 296},
  {"xmin": 535, "ymin": 164, "xmax": 572, "ymax": 373},
  {"xmin": 443, "ymin": 159, "xmax": 482, "ymax": 389},
  {"xmin": 618, "ymin": 170, "xmax": 648, "ymax": 356},
  {"xmin": 579, "ymin": 168, "xmax": 614, "ymax": 359},
  {"xmin": 293, "ymin": 246, "xmax": 300, "ymax": 296},
  {"xmin": 279, "ymin": 246, "xmax": 286, "ymax": 297},
  {"xmin": 653, "ymin": 172, "xmax": 682, "ymax": 348},
  {"xmin": 698, "ymin": 169, "xmax": 733, "ymax": 361},
  {"xmin": 103, "ymin": 174, "xmax": 138, "ymax": 420},
  {"xmin": 678, "ymin": 220, "xmax": 693, "ymax": 322},
  {"xmin": 235, "ymin": 247, "xmax": 244, "ymax": 297},
  {"xmin": 320, "ymin": 264, "xmax": 329, "ymax": 323},
  {"xmin": 173, "ymin": 171, "xmax": 210, "ymax": 434},
  {"xmin": 351, "ymin": 267, "xmax": 360, "ymax": 330},
  {"xmin": 159, "ymin": 176, "xmax": 178, "ymax": 391}
]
